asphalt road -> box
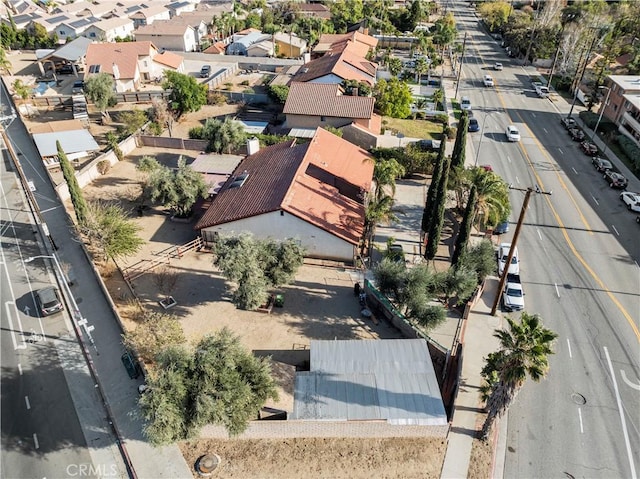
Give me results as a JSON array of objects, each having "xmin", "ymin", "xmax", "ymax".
[{"xmin": 453, "ymin": 3, "xmax": 639, "ymax": 478}]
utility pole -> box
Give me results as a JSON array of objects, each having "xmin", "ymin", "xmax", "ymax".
[
  {"xmin": 567, "ymin": 31, "xmax": 598, "ymax": 120},
  {"xmin": 454, "ymin": 32, "xmax": 467, "ymax": 99},
  {"xmin": 491, "ymin": 185, "xmax": 552, "ymax": 316}
]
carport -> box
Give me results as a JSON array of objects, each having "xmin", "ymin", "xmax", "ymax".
[{"xmin": 36, "ymin": 36, "xmax": 92, "ymax": 78}]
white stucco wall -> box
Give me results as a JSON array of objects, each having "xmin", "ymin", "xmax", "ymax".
[
  {"xmin": 308, "ymin": 73, "xmax": 344, "ymax": 84},
  {"xmin": 201, "ymin": 210, "xmax": 356, "ymax": 262}
]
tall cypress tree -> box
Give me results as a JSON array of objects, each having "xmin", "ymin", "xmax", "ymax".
[
  {"xmin": 451, "ymin": 184, "xmax": 477, "ymax": 267},
  {"xmin": 421, "ymin": 137, "xmax": 446, "ymax": 235},
  {"xmin": 426, "ymin": 153, "xmax": 451, "ymax": 260},
  {"xmin": 451, "ymin": 111, "xmax": 469, "ymax": 169},
  {"xmin": 57, "ymin": 141, "xmax": 88, "ymax": 226}
]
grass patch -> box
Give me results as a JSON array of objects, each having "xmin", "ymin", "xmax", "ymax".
[{"xmin": 382, "ymin": 117, "xmax": 444, "ymax": 139}]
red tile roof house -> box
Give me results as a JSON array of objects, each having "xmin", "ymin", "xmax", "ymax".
[
  {"xmin": 195, "ymin": 128, "xmax": 375, "ymax": 263},
  {"xmin": 84, "ymin": 41, "xmax": 184, "ymax": 92},
  {"xmin": 284, "ymin": 82, "xmax": 381, "ymax": 135}
]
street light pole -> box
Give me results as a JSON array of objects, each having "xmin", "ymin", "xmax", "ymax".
[
  {"xmin": 25, "ymin": 254, "xmax": 96, "ymax": 350},
  {"xmin": 590, "ymin": 85, "xmax": 611, "ymax": 142},
  {"xmin": 490, "ymin": 185, "xmax": 552, "ymax": 316}
]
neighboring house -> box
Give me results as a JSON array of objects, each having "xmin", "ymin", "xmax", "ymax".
[
  {"xmin": 31, "ymin": 119, "xmax": 100, "ymax": 168},
  {"xmin": 246, "ymin": 40, "xmax": 273, "ymax": 57},
  {"xmin": 171, "ymin": 18, "xmax": 208, "ymax": 45},
  {"xmin": 291, "ymin": 42, "xmax": 377, "ymax": 86},
  {"xmin": 313, "ymin": 31, "xmax": 378, "ymax": 58},
  {"xmin": 83, "ymin": 16, "xmax": 135, "ymax": 42},
  {"xmin": 601, "ymin": 75, "xmax": 640, "ymax": 147},
  {"xmin": 284, "ymin": 82, "xmax": 380, "ymax": 134},
  {"xmin": 55, "ymin": 16, "xmax": 100, "ymax": 42},
  {"xmin": 297, "ymin": 3, "xmax": 331, "ymax": 20},
  {"xmin": 273, "ymin": 32, "xmax": 307, "ymax": 58},
  {"xmin": 84, "ymin": 41, "xmax": 184, "ymax": 92},
  {"xmin": 203, "ymin": 41, "xmax": 226, "ymax": 55},
  {"xmin": 226, "ymin": 30, "xmax": 269, "ymax": 56},
  {"xmin": 73, "ymin": 2, "xmax": 115, "ymax": 19},
  {"xmin": 134, "ymin": 20, "xmax": 198, "ymax": 52},
  {"xmin": 166, "ymin": 0, "xmax": 196, "ymax": 18},
  {"xmin": 129, "ymin": 4, "xmax": 170, "ymax": 28},
  {"xmin": 196, "ymin": 128, "xmax": 375, "ymax": 263},
  {"xmin": 37, "ymin": 36, "xmax": 93, "ymax": 76},
  {"xmin": 290, "ymin": 339, "xmax": 448, "ymax": 435}
]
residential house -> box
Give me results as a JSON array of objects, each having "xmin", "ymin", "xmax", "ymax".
[
  {"xmin": 84, "ymin": 41, "xmax": 184, "ymax": 91},
  {"xmin": 297, "ymin": 3, "xmax": 331, "ymax": 20},
  {"xmin": 129, "ymin": 4, "xmax": 170, "ymax": 28},
  {"xmin": 55, "ymin": 16, "xmax": 100, "ymax": 42},
  {"xmin": 31, "ymin": 13, "xmax": 71, "ymax": 33},
  {"xmin": 203, "ymin": 41, "xmax": 226, "ymax": 55},
  {"xmin": 284, "ymin": 82, "xmax": 380, "ymax": 135},
  {"xmin": 37, "ymin": 36, "xmax": 93, "ymax": 77},
  {"xmin": 313, "ymin": 31, "xmax": 378, "ymax": 58},
  {"xmin": 134, "ymin": 20, "xmax": 198, "ymax": 52},
  {"xmin": 171, "ymin": 17, "xmax": 208, "ymax": 46},
  {"xmin": 2, "ymin": 12, "xmax": 40, "ymax": 30},
  {"xmin": 246, "ymin": 40, "xmax": 273, "ymax": 57},
  {"xmin": 73, "ymin": 2, "xmax": 116, "ymax": 19},
  {"xmin": 195, "ymin": 128, "xmax": 375, "ymax": 263},
  {"xmin": 602, "ymin": 75, "xmax": 640, "ymax": 148},
  {"xmin": 166, "ymin": 0, "xmax": 196, "ymax": 19},
  {"xmin": 226, "ymin": 30, "xmax": 270, "ymax": 56},
  {"xmin": 83, "ymin": 16, "xmax": 135, "ymax": 42},
  {"xmin": 291, "ymin": 42, "xmax": 377, "ymax": 86},
  {"xmin": 273, "ymin": 32, "xmax": 307, "ymax": 58}
]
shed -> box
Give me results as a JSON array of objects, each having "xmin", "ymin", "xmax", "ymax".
[
  {"xmin": 32, "ymin": 129, "xmax": 100, "ymax": 168},
  {"xmin": 292, "ymin": 339, "xmax": 447, "ymax": 426}
]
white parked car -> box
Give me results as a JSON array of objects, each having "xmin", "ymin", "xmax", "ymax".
[
  {"xmin": 494, "ymin": 62, "xmax": 503, "ymax": 71},
  {"xmin": 620, "ymin": 192, "xmax": 640, "ymax": 212},
  {"xmin": 460, "ymin": 96, "xmax": 472, "ymax": 111},
  {"xmin": 498, "ymin": 243, "xmax": 520, "ymax": 275},
  {"xmin": 483, "ymin": 75, "xmax": 494, "ymax": 87},
  {"xmin": 505, "ymin": 125, "xmax": 521, "ymax": 142}
]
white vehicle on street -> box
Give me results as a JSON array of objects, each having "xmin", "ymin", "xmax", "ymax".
[
  {"xmin": 620, "ymin": 191, "xmax": 640, "ymax": 212},
  {"xmin": 494, "ymin": 62, "xmax": 503, "ymax": 71},
  {"xmin": 502, "ymin": 274, "xmax": 525, "ymax": 312},
  {"xmin": 535, "ymin": 84, "xmax": 550, "ymax": 98},
  {"xmin": 498, "ymin": 243, "xmax": 520, "ymax": 275},
  {"xmin": 483, "ymin": 74, "xmax": 494, "ymax": 87},
  {"xmin": 505, "ymin": 125, "xmax": 521, "ymax": 142}
]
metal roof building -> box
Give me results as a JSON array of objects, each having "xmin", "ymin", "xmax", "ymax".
[{"xmin": 292, "ymin": 339, "xmax": 447, "ymax": 426}]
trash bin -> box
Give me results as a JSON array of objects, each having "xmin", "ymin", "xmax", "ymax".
[{"xmin": 274, "ymin": 294, "xmax": 284, "ymax": 307}]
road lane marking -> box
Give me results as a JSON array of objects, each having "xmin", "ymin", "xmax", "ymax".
[
  {"xmin": 578, "ymin": 407, "xmax": 584, "ymax": 433},
  {"xmin": 537, "ymin": 228, "xmax": 542, "ymax": 240},
  {"xmin": 33, "ymin": 433, "xmax": 39, "ymax": 450},
  {"xmin": 612, "ymin": 225, "xmax": 619, "ymax": 236},
  {"xmin": 554, "ymin": 283, "xmax": 560, "ymax": 297},
  {"xmin": 515, "ymin": 176, "xmax": 520, "ymax": 184},
  {"xmin": 604, "ymin": 346, "xmax": 637, "ymax": 479},
  {"xmin": 558, "ymin": 148, "xmax": 564, "ymax": 155},
  {"xmin": 572, "ymin": 167, "xmax": 578, "ymax": 174},
  {"xmin": 591, "ymin": 195, "xmax": 599, "ymax": 205},
  {"xmin": 25, "ymin": 396, "xmax": 30, "ymax": 410},
  {"xmin": 620, "ymin": 369, "xmax": 640, "ymax": 391},
  {"xmin": 18, "ymin": 363, "xmax": 22, "ymax": 375},
  {"xmin": 566, "ymin": 338, "xmax": 572, "ymax": 358},
  {"xmin": 543, "ymin": 127, "xmax": 548, "ymax": 134}
]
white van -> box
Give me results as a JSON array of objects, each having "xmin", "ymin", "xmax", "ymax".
[
  {"xmin": 535, "ymin": 85, "xmax": 550, "ymax": 98},
  {"xmin": 461, "ymin": 97, "xmax": 472, "ymax": 111}
]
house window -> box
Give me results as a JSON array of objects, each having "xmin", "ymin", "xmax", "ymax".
[
  {"xmin": 320, "ymin": 116, "xmax": 326, "ymax": 122},
  {"xmin": 60, "ymin": 30, "xmax": 66, "ymax": 35},
  {"xmin": 89, "ymin": 32, "xmax": 96, "ymax": 37}
]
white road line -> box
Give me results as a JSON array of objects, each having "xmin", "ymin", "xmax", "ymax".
[
  {"xmin": 566, "ymin": 338, "xmax": 572, "ymax": 358},
  {"xmin": 531, "ymin": 112, "xmax": 537, "ymax": 118},
  {"xmin": 39, "ymin": 205, "xmax": 62, "ymax": 214},
  {"xmin": 33, "ymin": 433, "xmax": 39, "ymax": 450},
  {"xmin": 604, "ymin": 346, "xmax": 637, "ymax": 479},
  {"xmin": 578, "ymin": 407, "xmax": 584, "ymax": 433},
  {"xmin": 591, "ymin": 195, "xmax": 599, "ymax": 206},
  {"xmin": 537, "ymin": 228, "xmax": 542, "ymax": 241},
  {"xmin": 543, "ymin": 127, "xmax": 548, "ymax": 134},
  {"xmin": 515, "ymin": 176, "xmax": 520, "ymax": 184},
  {"xmin": 25, "ymin": 396, "xmax": 30, "ymax": 410},
  {"xmin": 18, "ymin": 363, "xmax": 22, "ymax": 375},
  {"xmin": 612, "ymin": 225, "xmax": 620, "ymax": 236},
  {"xmin": 572, "ymin": 167, "xmax": 578, "ymax": 174},
  {"xmin": 621, "ymin": 370, "xmax": 640, "ymax": 391},
  {"xmin": 558, "ymin": 148, "xmax": 564, "ymax": 155},
  {"xmin": 554, "ymin": 283, "xmax": 560, "ymax": 298},
  {"xmin": 507, "ymin": 156, "xmax": 512, "ymax": 163}
]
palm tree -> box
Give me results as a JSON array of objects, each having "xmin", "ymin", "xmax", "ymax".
[
  {"xmin": 413, "ymin": 97, "xmax": 427, "ymax": 119},
  {"xmin": 431, "ymin": 88, "xmax": 444, "ymax": 110},
  {"xmin": 0, "ymin": 47, "xmax": 12, "ymax": 75},
  {"xmin": 469, "ymin": 167, "xmax": 510, "ymax": 230},
  {"xmin": 373, "ymin": 157, "xmax": 405, "ymax": 201},
  {"xmin": 361, "ymin": 193, "xmax": 397, "ymax": 256},
  {"xmin": 481, "ymin": 313, "xmax": 558, "ymax": 439},
  {"xmin": 414, "ymin": 56, "xmax": 429, "ymax": 85}
]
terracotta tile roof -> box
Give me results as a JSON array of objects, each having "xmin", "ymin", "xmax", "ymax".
[
  {"xmin": 315, "ymin": 31, "xmax": 378, "ymax": 53},
  {"xmin": 155, "ymin": 51, "xmax": 183, "ymax": 69},
  {"xmin": 292, "ymin": 45, "xmax": 377, "ymax": 85},
  {"xmin": 203, "ymin": 42, "xmax": 226, "ymax": 54},
  {"xmin": 85, "ymin": 41, "xmax": 154, "ymax": 79},
  {"xmin": 284, "ymin": 82, "xmax": 374, "ymax": 119},
  {"xmin": 195, "ymin": 129, "xmax": 374, "ymax": 245}
]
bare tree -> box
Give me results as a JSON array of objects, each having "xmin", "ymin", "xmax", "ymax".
[
  {"xmin": 151, "ymin": 97, "xmax": 174, "ymax": 137},
  {"xmin": 153, "ymin": 266, "xmax": 179, "ymax": 303}
]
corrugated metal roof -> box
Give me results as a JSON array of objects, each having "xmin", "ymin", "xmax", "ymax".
[
  {"xmin": 292, "ymin": 339, "xmax": 447, "ymax": 425},
  {"xmin": 32, "ymin": 129, "xmax": 99, "ymax": 157}
]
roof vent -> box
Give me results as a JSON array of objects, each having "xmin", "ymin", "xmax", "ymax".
[
  {"xmin": 229, "ymin": 170, "xmax": 249, "ymax": 188},
  {"xmin": 301, "ymin": 68, "xmax": 309, "ymax": 73}
]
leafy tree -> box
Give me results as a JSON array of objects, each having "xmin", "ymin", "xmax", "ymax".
[
  {"xmin": 123, "ymin": 311, "xmax": 185, "ymax": 364},
  {"xmin": 84, "ymin": 73, "xmax": 115, "ymax": 120},
  {"xmin": 202, "ymin": 117, "xmax": 246, "ymax": 154},
  {"xmin": 480, "ymin": 313, "xmax": 557, "ymax": 439},
  {"xmin": 451, "ymin": 184, "xmax": 477, "ymax": 268},
  {"xmin": 425, "ymin": 153, "xmax": 451, "ymax": 260},
  {"xmin": 435, "ymin": 265, "xmax": 477, "ymax": 306},
  {"xmin": 117, "ymin": 109, "xmax": 148, "ymax": 136},
  {"xmin": 421, "ymin": 138, "xmax": 445, "ymax": 235},
  {"xmin": 460, "ymin": 240, "xmax": 495, "ymax": 282},
  {"xmin": 83, "ymin": 201, "xmax": 144, "ymax": 260},
  {"xmin": 470, "ymin": 167, "xmax": 511, "ymax": 229},
  {"xmin": 322, "ymin": 125, "xmax": 343, "ymax": 137},
  {"xmin": 140, "ymin": 328, "xmax": 278, "ymax": 444},
  {"xmin": 213, "ymin": 234, "xmax": 304, "ymax": 310},
  {"xmin": 147, "ymin": 156, "xmax": 208, "ymax": 217},
  {"xmin": 330, "ymin": 0, "xmax": 364, "ymax": 32},
  {"xmin": 266, "ymin": 84, "xmax": 289, "ymax": 104},
  {"xmin": 11, "ymin": 79, "xmax": 30, "ymax": 100},
  {"xmin": 0, "ymin": 25, "xmax": 17, "ymax": 50},
  {"xmin": 451, "ymin": 111, "xmax": 469, "ymax": 169},
  {"xmin": 57, "ymin": 141, "xmax": 88, "ymax": 226},
  {"xmin": 341, "ymin": 79, "xmax": 372, "ymax": 97},
  {"xmin": 0, "ymin": 47, "xmax": 12, "ymax": 74},
  {"xmin": 478, "ymin": 1, "xmax": 512, "ymax": 32},
  {"xmin": 163, "ymin": 71, "xmax": 207, "ymax": 118},
  {"xmin": 374, "ymin": 78, "xmax": 412, "ymax": 118}
]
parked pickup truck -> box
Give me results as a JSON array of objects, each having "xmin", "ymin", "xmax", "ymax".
[
  {"xmin": 502, "ymin": 274, "xmax": 525, "ymax": 312},
  {"xmin": 535, "ymin": 84, "xmax": 550, "ymax": 98}
]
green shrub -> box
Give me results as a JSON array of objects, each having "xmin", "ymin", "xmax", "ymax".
[
  {"xmin": 446, "ymin": 126, "xmax": 456, "ymax": 140},
  {"xmin": 617, "ymin": 135, "xmax": 640, "ymax": 173},
  {"xmin": 148, "ymin": 122, "xmax": 163, "ymax": 136},
  {"xmin": 189, "ymin": 126, "xmax": 204, "ymax": 139},
  {"xmin": 434, "ymin": 113, "xmax": 449, "ymax": 124},
  {"xmin": 208, "ymin": 92, "xmax": 227, "ymax": 105},
  {"xmin": 242, "ymin": 88, "xmax": 255, "ymax": 94},
  {"xmin": 97, "ymin": 159, "xmax": 111, "ymax": 175},
  {"xmin": 267, "ymin": 84, "xmax": 289, "ymax": 104},
  {"xmin": 240, "ymin": 80, "xmax": 250, "ymax": 86}
]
